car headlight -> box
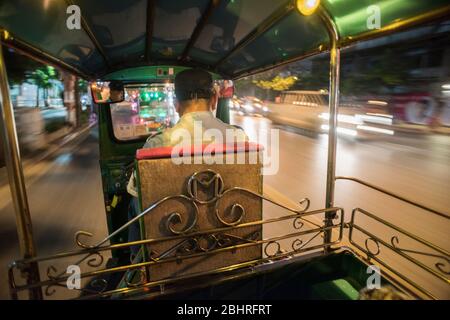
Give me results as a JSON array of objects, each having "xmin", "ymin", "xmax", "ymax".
[{"xmin": 244, "ymin": 104, "xmax": 254, "ymax": 112}]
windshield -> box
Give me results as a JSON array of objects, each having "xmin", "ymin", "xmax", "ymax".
[{"xmin": 110, "ymin": 83, "xmax": 178, "ymax": 141}]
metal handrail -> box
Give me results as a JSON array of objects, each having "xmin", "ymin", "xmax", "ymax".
[
  {"xmin": 8, "ymin": 206, "xmax": 344, "ymax": 299},
  {"xmin": 348, "ymin": 207, "xmax": 450, "ymax": 300},
  {"xmin": 338, "ymin": 176, "xmax": 450, "ymax": 299},
  {"xmin": 335, "ymin": 176, "xmax": 449, "ymax": 219}
]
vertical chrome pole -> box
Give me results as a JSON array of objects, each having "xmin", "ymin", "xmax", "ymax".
[
  {"xmin": 0, "ymin": 31, "xmax": 42, "ymax": 299},
  {"xmin": 319, "ymin": 9, "xmax": 340, "ymax": 250}
]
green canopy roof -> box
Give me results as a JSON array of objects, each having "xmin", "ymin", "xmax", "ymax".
[{"xmin": 0, "ymin": 0, "xmax": 448, "ymax": 80}]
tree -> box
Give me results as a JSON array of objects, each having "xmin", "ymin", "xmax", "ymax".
[
  {"xmin": 254, "ymin": 75, "xmax": 298, "ymax": 91},
  {"xmin": 365, "ymin": 49, "xmax": 413, "ymax": 93},
  {"xmin": 339, "ymin": 48, "xmax": 414, "ymax": 96},
  {"xmin": 77, "ymin": 78, "xmax": 88, "ymax": 93},
  {"xmin": 26, "ymin": 66, "xmax": 59, "ymax": 107},
  {"xmin": 74, "ymin": 77, "xmax": 86, "ymax": 127},
  {"xmin": 253, "ymin": 75, "xmax": 297, "ymax": 100}
]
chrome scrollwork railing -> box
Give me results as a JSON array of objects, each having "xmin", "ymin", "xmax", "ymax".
[
  {"xmin": 337, "ymin": 176, "xmax": 450, "ymax": 300},
  {"xmin": 348, "ymin": 208, "xmax": 450, "ymax": 300},
  {"xmin": 8, "ymin": 170, "xmax": 343, "ymax": 300}
]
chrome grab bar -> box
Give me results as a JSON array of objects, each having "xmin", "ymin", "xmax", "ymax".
[{"xmin": 335, "ymin": 176, "xmax": 449, "ymax": 219}]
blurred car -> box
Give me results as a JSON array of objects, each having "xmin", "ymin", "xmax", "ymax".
[
  {"xmin": 238, "ymin": 96, "xmax": 269, "ymax": 117},
  {"xmin": 229, "ymin": 97, "xmax": 243, "ymax": 112}
]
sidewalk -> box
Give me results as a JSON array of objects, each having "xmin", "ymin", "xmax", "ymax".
[{"xmin": 0, "ymin": 123, "xmax": 95, "ymax": 194}]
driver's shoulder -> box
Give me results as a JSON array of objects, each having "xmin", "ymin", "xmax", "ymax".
[{"xmin": 144, "ymin": 131, "xmax": 165, "ymax": 148}]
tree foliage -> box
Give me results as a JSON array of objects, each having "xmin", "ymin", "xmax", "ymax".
[
  {"xmin": 77, "ymin": 78, "xmax": 88, "ymax": 92},
  {"xmin": 236, "ymin": 46, "xmax": 418, "ymax": 100},
  {"xmin": 26, "ymin": 66, "xmax": 59, "ymax": 106},
  {"xmin": 253, "ymin": 75, "xmax": 298, "ymax": 91},
  {"xmin": 27, "ymin": 66, "xmax": 57, "ymax": 89}
]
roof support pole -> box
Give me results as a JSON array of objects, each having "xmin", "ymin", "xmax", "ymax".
[
  {"xmin": 180, "ymin": 0, "xmax": 221, "ymax": 62},
  {"xmin": 145, "ymin": 0, "xmax": 156, "ymax": 62},
  {"xmin": 0, "ymin": 32, "xmax": 42, "ymax": 299},
  {"xmin": 318, "ymin": 8, "xmax": 340, "ymax": 252}
]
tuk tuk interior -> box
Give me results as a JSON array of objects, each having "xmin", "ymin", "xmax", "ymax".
[{"xmin": 0, "ymin": 0, "xmax": 449, "ymax": 300}]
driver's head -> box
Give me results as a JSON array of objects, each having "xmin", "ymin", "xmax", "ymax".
[
  {"xmin": 174, "ymin": 68, "xmax": 215, "ymax": 115},
  {"xmin": 109, "ymin": 81, "xmax": 124, "ymax": 101}
]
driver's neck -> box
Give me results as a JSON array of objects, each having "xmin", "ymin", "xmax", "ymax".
[{"xmin": 179, "ymin": 101, "xmax": 211, "ymax": 116}]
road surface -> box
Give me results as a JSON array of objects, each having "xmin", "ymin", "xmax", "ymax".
[
  {"xmin": 0, "ymin": 113, "xmax": 448, "ymax": 299},
  {"xmin": 234, "ymin": 112, "xmax": 450, "ymax": 299},
  {"xmin": 0, "ymin": 128, "xmax": 108, "ymax": 299}
]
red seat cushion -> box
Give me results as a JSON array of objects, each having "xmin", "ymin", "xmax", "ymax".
[{"xmin": 136, "ymin": 142, "xmax": 264, "ymax": 160}]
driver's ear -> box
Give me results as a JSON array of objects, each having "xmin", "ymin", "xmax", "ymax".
[{"xmin": 175, "ymin": 100, "xmax": 181, "ymax": 115}]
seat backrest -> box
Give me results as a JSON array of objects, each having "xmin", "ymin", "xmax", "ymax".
[{"xmin": 136, "ymin": 142, "xmax": 263, "ymax": 281}]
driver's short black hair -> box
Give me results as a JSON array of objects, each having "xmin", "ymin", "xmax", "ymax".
[{"xmin": 175, "ymin": 68, "xmax": 213, "ymax": 101}]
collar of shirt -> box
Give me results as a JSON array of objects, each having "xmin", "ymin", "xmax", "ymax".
[{"xmin": 179, "ymin": 111, "xmax": 214, "ymax": 122}]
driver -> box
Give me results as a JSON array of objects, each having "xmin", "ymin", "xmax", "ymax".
[{"xmin": 126, "ymin": 68, "xmax": 247, "ymax": 256}]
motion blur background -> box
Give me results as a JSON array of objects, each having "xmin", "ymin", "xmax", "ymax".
[{"xmin": 0, "ymin": 18, "xmax": 449, "ymax": 299}]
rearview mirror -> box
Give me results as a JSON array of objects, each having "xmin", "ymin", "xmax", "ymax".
[{"xmin": 90, "ymin": 81, "xmax": 124, "ymax": 104}]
